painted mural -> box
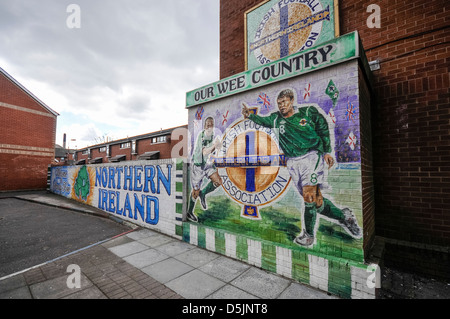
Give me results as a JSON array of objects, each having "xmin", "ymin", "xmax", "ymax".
[
  {"xmin": 187, "ymin": 61, "xmax": 364, "ymax": 262},
  {"xmin": 246, "ymin": 0, "xmax": 337, "ymax": 70},
  {"xmin": 50, "ymin": 160, "xmax": 183, "ymax": 237}
]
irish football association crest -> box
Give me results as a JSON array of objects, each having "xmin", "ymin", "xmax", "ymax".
[
  {"xmin": 213, "ymin": 107, "xmax": 291, "ymax": 219},
  {"xmin": 247, "ymin": 0, "xmax": 334, "ymax": 68}
]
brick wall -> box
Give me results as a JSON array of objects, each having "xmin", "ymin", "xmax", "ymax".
[
  {"xmin": 109, "ymin": 143, "xmax": 132, "ymax": 160},
  {"xmin": 0, "ymin": 72, "xmax": 57, "ymax": 191},
  {"xmin": 90, "ymin": 147, "xmax": 107, "ymax": 162},
  {"xmin": 219, "ymin": 0, "xmax": 450, "ymax": 246},
  {"xmin": 220, "ymin": 0, "xmax": 262, "ymax": 78},
  {"xmin": 0, "ymin": 107, "xmax": 55, "ymax": 150},
  {"xmin": 136, "ymin": 138, "xmax": 175, "ymax": 160},
  {"xmin": 359, "ymin": 66, "xmax": 376, "ymax": 256},
  {"xmin": 75, "ymin": 152, "xmax": 89, "ymax": 163},
  {"xmin": 342, "ymin": 0, "xmax": 450, "ymax": 246}
]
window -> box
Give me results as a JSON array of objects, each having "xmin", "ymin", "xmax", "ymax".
[
  {"xmin": 82, "ymin": 150, "xmax": 89, "ymax": 155},
  {"xmin": 99, "ymin": 147, "xmax": 107, "ymax": 152},
  {"xmin": 120, "ymin": 142, "xmax": 131, "ymax": 149},
  {"xmin": 152, "ymin": 136, "xmax": 167, "ymax": 144}
]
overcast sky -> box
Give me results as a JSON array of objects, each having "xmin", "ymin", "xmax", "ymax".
[{"xmin": 0, "ymin": 0, "xmax": 219, "ymax": 149}]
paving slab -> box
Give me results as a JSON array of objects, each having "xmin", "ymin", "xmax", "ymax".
[
  {"xmin": 165, "ymin": 269, "xmax": 226, "ymax": 299},
  {"xmin": 123, "ymin": 249, "xmax": 169, "ymax": 269},
  {"xmin": 231, "ymin": 268, "xmax": 291, "ymax": 299},
  {"xmin": 126, "ymin": 229, "xmax": 158, "ymax": 241},
  {"xmin": 138, "ymin": 234, "xmax": 176, "ymax": 247},
  {"xmin": 141, "ymin": 258, "xmax": 194, "ymax": 284},
  {"xmin": 154, "ymin": 240, "xmax": 195, "ymax": 257},
  {"xmin": 108, "ymin": 241, "xmax": 149, "ymax": 258},
  {"xmin": 278, "ymin": 282, "xmax": 338, "ymax": 299},
  {"xmin": 199, "ymin": 256, "xmax": 250, "ymax": 283},
  {"xmin": 174, "ymin": 247, "xmax": 220, "ymax": 268}
]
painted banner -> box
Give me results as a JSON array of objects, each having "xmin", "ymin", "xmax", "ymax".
[{"xmin": 186, "ymin": 31, "xmax": 358, "ymax": 108}]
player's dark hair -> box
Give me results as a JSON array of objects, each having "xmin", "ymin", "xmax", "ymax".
[{"xmin": 277, "ymin": 89, "xmax": 294, "ymax": 101}]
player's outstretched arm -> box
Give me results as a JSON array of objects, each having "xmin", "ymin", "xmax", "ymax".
[
  {"xmin": 242, "ymin": 102, "xmax": 250, "ymax": 119},
  {"xmin": 242, "ymin": 102, "xmax": 276, "ymax": 128}
]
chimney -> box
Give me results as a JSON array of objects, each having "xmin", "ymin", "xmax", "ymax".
[{"xmin": 63, "ymin": 133, "xmax": 67, "ymax": 149}]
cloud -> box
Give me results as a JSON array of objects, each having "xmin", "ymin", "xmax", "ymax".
[{"xmin": 0, "ymin": 0, "xmax": 219, "ymax": 148}]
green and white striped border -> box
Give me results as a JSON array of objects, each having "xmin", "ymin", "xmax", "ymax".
[
  {"xmin": 173, "ymin": 158, "xmax": 184, "ymax": 239},
  {"xmin": 182, "ymin": 222, "xmax": 378, "ymax": 299}
]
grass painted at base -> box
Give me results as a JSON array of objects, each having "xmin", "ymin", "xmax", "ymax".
[{"xmin": 193, "ymin": 192, "xmax": 364, "ymax": 263}]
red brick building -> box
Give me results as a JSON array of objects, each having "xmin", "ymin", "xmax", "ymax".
[
  {"xmin": 0, "ymin": 68, "xmax": 58, "ymax": 191},
  {"xmin": 219, "ymin": 0, "xmax": 449, "ymax": 272},
  {"xmin": 73, "ymin": 125, "xmax": 188, "ymax": 165}
]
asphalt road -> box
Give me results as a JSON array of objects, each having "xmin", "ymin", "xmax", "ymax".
[{"xmin": 0, "ymin": 197, "xmax": 131, "ymax": 278}]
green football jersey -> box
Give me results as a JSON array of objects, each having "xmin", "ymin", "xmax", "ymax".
[
  {"xmin": 192, "ymin": 130, "xmax": 215, "ymax": 167},
  {"xmin": 248, "ymin": 105, "xmax": 331, "ymax": 158}
]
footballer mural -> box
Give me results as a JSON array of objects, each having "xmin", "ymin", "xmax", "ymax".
[{"xmin": 187, "ymin": 73, "xmax": 364, "ymax": 261}]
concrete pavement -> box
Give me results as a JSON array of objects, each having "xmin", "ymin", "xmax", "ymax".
[{"xmin": 0, "ymin": 191, "xmax": 338, "ymax": 300}]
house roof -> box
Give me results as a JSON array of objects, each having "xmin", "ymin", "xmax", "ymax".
[
  {"xmin": 75, "ymin": 159, "xmax": 86, "ymax": 165},
  {"xmin": 89, "ymin": 157, "xmax": 103, "ymax": 164},
  {"xmin": 78, "ymin": 124, "xmax": 188, "ymax": 151},
  {"xmin": 0, "ymin": 67, "xmax": 59, "ymax": 117},
  {"xmin": 138, "ymin": 151, "xmax": 160, "ymax": 160},
  {"xmin": 109, "ymin": 154, "xmax": 127, "ymax": 162}
]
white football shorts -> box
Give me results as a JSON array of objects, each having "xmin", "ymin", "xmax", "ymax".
[
  {"xmin": 191, "ymin": 162, "xmax": 217, "ymax": 191},
  {"xmin": 286, "ymin": 151, "xmax": 326, "ymax": 196}
]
